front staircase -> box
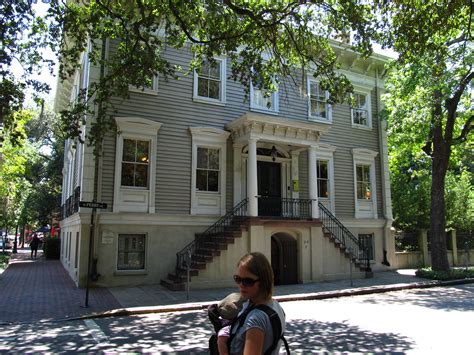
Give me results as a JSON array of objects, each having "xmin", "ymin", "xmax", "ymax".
[
  {"xmin": 160, "ymin": 199, "xmax": 371, "ymax": 291},
  {"xmin": 319, "ymin": 202, "xmax": 371, "ymax": 272},
  {"xmin": 160, "ymin": 198, "xmax": 249, "ymax": 291}
]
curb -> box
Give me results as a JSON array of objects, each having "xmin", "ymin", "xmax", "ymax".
[
  {"xmin": 71, "ymin": 277, "xmax": 474, "ymax": 322},
  {"xmin": 2, "ymin": 278, "xmax": 472, "ymax": 326}
]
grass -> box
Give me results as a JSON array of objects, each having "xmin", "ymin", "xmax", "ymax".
[
  {"xmin": 0, "ymin": 252, "xmax": 10, "ymax": 272},
  {"xmin": 416, "ymin": 267, "xmax": 474, "ymax": 280}
]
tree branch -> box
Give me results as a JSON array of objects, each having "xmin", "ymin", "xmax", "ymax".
[{"xmin": 453, "ymin": 114, "xmax": 473, "ymax": 144}]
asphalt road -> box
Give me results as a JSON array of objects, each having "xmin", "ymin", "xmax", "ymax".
[{"xmin": 1, "ymin": 284, "xmax": 473, "ymax": 354}]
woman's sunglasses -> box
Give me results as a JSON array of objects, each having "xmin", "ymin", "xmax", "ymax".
[{"xmin": 233, "ymin": 275, "xmax": 259, "ymax": 287}]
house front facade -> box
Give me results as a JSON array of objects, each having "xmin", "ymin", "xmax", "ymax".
[{"xmin": 55, "ymin": 41, "xmax": 395, "ymax": 290}]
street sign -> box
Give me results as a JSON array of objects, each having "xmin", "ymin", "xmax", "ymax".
[{"xmin": 79, "ymin": 201, "xmax": 108, "ymax": 209}]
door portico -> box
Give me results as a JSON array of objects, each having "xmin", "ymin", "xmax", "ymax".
[{"xmin": 227, "ymin": 112, "xmax": 330, "ymax": 218}]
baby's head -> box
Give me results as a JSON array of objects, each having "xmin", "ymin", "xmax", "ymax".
[{"xmin": 218, "ymin": 292, "xmax": 244, "ymax": 320}]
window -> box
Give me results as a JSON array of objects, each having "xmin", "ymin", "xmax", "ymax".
[
  {"xmin": 113, "ymin": 117, "xmax": 162, "ymax": 213},
  {"xmin": 129, "ymin": 75, "xmax": 159, "ymax": 94},
  {"xmin": 193, "ymin": 57, "xmax": 226, "ymax": 104},
  {"xmin": 352, "ymin": 148, "xmax": 378, "ymax": 219},
  {"xmin": 351, "ymin": 90, "xmax": 372, "ymax": 128},
  {"xmin": 190, "ymin": 127, "xmax": 230, "ymax": 215},
  {"xmin": 356, "ymin": 164, "xmax": 372, "ymax": 200},
  {"xmin": 250, "ymin": 77, "xmax": 279, "ymax": 113},
  {"xmin": 117, "ymin": 234, "xmax": 146, "ymax": 270},
  {"xmin": 197, "ymin": 147, "xmax": 220, "ymax": 192},
  {"xmin": 308, "ymin": 80, "xmax": 331, "ymax": 122},
  {"xmin": 358, "ymin": 233, "xmax": 374, "ymax": 260},
  {"xmin": 121, "ymin": 139, "xmax": 150, "ymax": 188},
  {"xmin": 317, "ymin": 160, "xmax": 329, "ymax": 198}
]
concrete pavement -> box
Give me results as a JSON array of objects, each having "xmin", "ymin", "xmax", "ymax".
[{"xmin": 1, "ymin": 247, "xmax": 473, "ymax": 325}]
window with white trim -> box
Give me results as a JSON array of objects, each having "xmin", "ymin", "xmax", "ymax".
[
  {"xmin": 121, "ymin": 139, "xmax": 150, "ymax": 188},
  {"xmin": 308, "ymin": 79, "xmax": 331, "ymax": 122},
  {"xmin": 197, "ymin": 147, "xmax": 220, "ymax": 192},
  {"xmin": 317, "ymin": 160, "xmax": 330, "ymax": 198},
  {"xmin": 352, "ymin": 148, "xmax": 378, "ymax": 219},
  {"xmin": 193, "ymin": 57, "xmax": 226, "ymax": 104},
  {"xmin": 315, "ymin": 144, "xmax": 336, "ymax": 212},
  {"xmin": 250, "ymin": 77, "xmax": 279, "ymax": 113},
  {"xmin": 129, "ymin": 74, "xmax": 159, "ymax": 94},
  {"xmin": 190, "ymin": 127, "xmax": 230, "ymax": 215},
  {"xmin": 113, "ymin": 117, "xmax": 162, "ymax": 213},
  {"xmin": 358, "ymin": 233, "xmax": 374, "ymax": 260},
  {"xmin": 117, "ymin": 234, "xmax": 146, "ymax": 270},
  {"xmin": 356, "ymin": 164, "xmax": 372, "ymax": 200},
  {"xmin": 351, "ymin": 90, "xmax": 372, "ymax": 128}
]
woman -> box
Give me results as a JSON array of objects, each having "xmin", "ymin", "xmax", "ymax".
[{"xmin": 228, "ymin": 252, "xmax": 286, "ymax": 355}]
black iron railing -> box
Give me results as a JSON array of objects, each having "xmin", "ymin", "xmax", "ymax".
[
  {"xmin": 176, "ymin": 198, "xmax": 249, "ymax": 272},
  {"xmin": 60, "ymin": 186, "xmax": 81, "ymax": 220},
  {"xmin": 318, "ymin": 201, "xmax": 371, "ymax": 270},
  {"xmin": 258, "ymin": 197, "xmax": 314, "ymax": 219}
]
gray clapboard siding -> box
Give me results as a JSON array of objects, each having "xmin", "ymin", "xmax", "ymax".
[{"xmin": 98, "ymin": 42, "xmax": 385, "ymax": 218}]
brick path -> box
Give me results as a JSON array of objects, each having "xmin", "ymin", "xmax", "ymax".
[{"xmin": 0, "ymin": 248, "xmax": 120, "ymax": 324}]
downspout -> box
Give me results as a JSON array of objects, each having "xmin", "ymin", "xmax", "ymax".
[{"xmin": 376, "ymin": 67, "xmax": 393, "ymax": 267}]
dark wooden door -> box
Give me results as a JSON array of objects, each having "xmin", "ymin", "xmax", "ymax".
[
  {"xmin": 258, "ymin": 161, "xmax": 281, "ymax": 216},
  {"xmin": 271, "ymin": 234, "xmax": 298, "ymax": 285}
]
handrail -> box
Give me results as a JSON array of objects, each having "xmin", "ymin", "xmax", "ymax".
[
  {"xmin": 318, "ymin": 202, "xmax": 370, "ymax": 269},
  {"xmin": 176, "ymin": 198, "xmax": 249, "ymax": 272},
  {"xmin": 258, "ymin": 197, "xmax": 313, "ymax": 219}
]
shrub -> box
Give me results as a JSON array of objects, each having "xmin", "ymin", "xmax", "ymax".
[
  {"xmin": 0, "ymin": 252, "xmax": 9, "ymax": 270},
  {"xmin": 43, "ymin": 237, "xmax": 61, "ymax": 259},
  {"xmin": 416, "ymin": 267, "xmax": 474, "ymax": 280}
]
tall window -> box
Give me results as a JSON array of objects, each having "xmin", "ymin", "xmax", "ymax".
[
  {"xmin": 121, "ymin": 139, "xmax": 150, "ymax": 188},
  {"xmin": 196, "ymin": 147, "xmax": 220, "ymax": 192},
  {"xmin": 351, "ymin": 92, "xmax": 369, "ymax": 126},
  {"xmin": 356, "ymin": 164, "xmax": 372, "ymax": 200},
  {"xmin": 308, "ymin": 80, "xmax": 331, "ymax": 121},
  {"xmin": 117, "ymin": 234, "xmax": 146, "ymax": 270},
  {"xmin": 358, "ymin": 233, "xmax": 374, "ymax": 260},
  {"xmin": 194, "ymin": 58, "xmax": 226, "ymax": 104},
  {"xmin": 317, "ymin": 160, "xmax": 330, "ymax": 198},
  {"xmin": 250, "ymin": 77, "xmax": 279, "ymax": 113}
]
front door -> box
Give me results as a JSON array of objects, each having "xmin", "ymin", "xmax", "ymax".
[{"xmin": 258, "ymin": 161, "xmax": 281, "ymax": 216}]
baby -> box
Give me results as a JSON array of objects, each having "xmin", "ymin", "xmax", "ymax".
[{"xmin": 216, "ymin": 292, "xmax": 244, "ymax": 355}]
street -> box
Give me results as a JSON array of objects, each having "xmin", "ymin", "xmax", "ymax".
[{"xmin": 1, "ymin": 284, "xmax": 473, "ymax": 354}]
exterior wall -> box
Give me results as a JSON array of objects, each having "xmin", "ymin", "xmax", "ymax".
[{"xmin": 57, "ymin": 41, "xmax": 394, "ymax": 289}]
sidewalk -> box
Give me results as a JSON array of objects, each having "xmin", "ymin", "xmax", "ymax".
[
  {"xmin": 1, "ymin": 248, "xmax": 472, "ymax": 324},
  {"xmin": 0, "ymin": 248, "xmax": 120, "ymax": 324}
]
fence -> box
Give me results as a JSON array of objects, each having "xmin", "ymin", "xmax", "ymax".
[{"xmin": 395, "ymin": 229, "xmax": 473, "ymax": 269}]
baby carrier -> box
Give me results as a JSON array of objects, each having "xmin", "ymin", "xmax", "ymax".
[{"xmin": 208, "ymin": 302, "xmax": 290, "ymax": 355}]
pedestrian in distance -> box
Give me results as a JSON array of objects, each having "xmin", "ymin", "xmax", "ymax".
[
  {"xmin": 30, "ymin": 233, "xmax": 40, "ymax": 258},
  {"xmin": 227, "ymin": 252, "xmax": 288, "ymax": 355}
]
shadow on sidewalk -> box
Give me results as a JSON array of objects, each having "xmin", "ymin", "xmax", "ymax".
[{"xmin": 0, "ymin": 248, "xmax": 120, "ymax": 324}]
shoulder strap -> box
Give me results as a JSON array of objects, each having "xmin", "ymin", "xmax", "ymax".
[
  {"xmin": 227, "ymin": 303, "xmax": 254, "ymax": 346},
  {"xmin": 255, "ymin": 305, "xmax": 290, "ymax": 355}
]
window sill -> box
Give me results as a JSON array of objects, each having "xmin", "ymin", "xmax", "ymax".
[
  {"xmin": 193, "ymin": 97, "xmax": 226, "ymax": 106},
  {"xmin": 351, "ymin": 123, "xmax": 372, "ymax": 131},
  {"xmin": 114, "ymin": 270, "xmax": 147, "ymax": 276},
  {"xmin": 129, "ymin": 88, "xmax": 159, "ymax": 96},
  {"xmin": 309, "ymin": 117, "xmax": 332, "ymax": 124},
  {"xmin": 250, "ymin": 107, "xmax": 279, "ymax": 115}
]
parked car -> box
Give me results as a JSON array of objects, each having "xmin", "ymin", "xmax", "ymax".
[{"xmin": 0, "ymin": 239, "xmax": 12, "ymax": 249}]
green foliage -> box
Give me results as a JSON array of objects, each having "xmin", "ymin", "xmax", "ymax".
[
  {"xmin": 0, "ymin": 0, "xmax": 56, "ymax": 141},
  {"xmin": 416, "ymin": 267, "xmax": 474, "ymax": 281},
  {"xmin": 54, "ymin": 1, "xmax": 379, "ymax": 147},
  {"xmin": 42, "ymin": 237, "xmax": 60, "ymax": 259},
  {"xmin": 0, "ymin": 252, "xmax": 10, "ymax": 271}
]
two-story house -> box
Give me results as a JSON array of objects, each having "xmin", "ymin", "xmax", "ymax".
[{"xmin": 55, "ymin": 40, "xmax": 395, "ymax": 290}]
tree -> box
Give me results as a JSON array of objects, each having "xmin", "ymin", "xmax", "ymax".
[
  {"xmin": 0, "ymin": 1, "xmax": 55, "ymax": 138},
  {"xmin": 379, "ymin": 1, "xmax": 473, "ymax": 270}
]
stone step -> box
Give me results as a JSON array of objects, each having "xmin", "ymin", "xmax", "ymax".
[{"xmin": 160, "ymin": 278, "xmax": 185, "ymax": 291}]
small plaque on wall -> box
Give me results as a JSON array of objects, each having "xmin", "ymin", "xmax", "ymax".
[
  {"xmin": 292, "ymin": 180, "xmax": 299, "ymax": 192},
  {"xmin": 102, "ymin": 231, "xmax": 114, "ymax": 245}
]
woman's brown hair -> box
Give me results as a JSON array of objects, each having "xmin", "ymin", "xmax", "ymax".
[{"xmin": 238, "ymin": 252, "xmax": 274, "ymax": 301}]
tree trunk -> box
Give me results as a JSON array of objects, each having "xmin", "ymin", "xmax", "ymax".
[{"xmin": 429, "ymin": 93, "xmax": 450, "ymax": 271}]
